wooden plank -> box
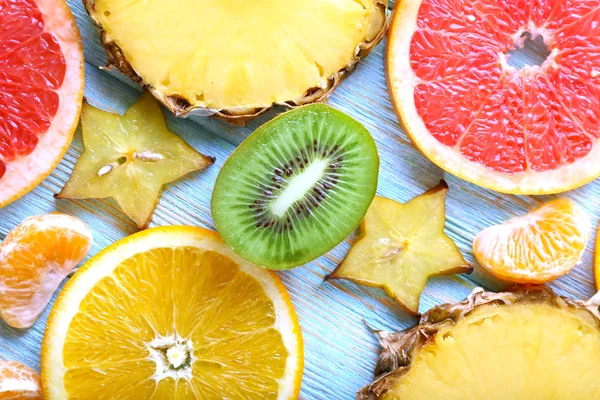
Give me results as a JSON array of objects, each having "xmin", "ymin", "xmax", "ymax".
[{"xmin": 0, "ymin": 1, "xmax": 599, "ymax": 399}]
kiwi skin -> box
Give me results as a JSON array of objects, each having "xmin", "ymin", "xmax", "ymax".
[{"xmin": 211, "ymin": 104, "xmax": 379, "ymax": 270}]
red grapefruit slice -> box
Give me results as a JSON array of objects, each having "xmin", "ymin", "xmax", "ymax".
[
  {"xmin": 0, "ymin": 0, "xmax": 84, "ymax": 206},
  {"xmin": 387, "ymin": 0, "xmax": 600, "ymax": 194}
]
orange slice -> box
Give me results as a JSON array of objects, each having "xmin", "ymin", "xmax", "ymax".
[
  {"xmin": 473, "ymin": 199, "xmax": 591, "ymax": 283},
  {"xmin": 388, "ymin": 0, "xmax": 600, "ymax": 194},
  {"xmin": 0, "ymin": 0, "xmax": 84, "ymax": 206},
  {"xmin": 0, "ymin": 213, "xmax": 92, "ymax": 328},
  {"xmin": 0, "ymin": 360, "xmax": 42, "ymax": 399},
  {"xmin": 42, "ymin": 226, "xmax": 303, "ymax": 399}
]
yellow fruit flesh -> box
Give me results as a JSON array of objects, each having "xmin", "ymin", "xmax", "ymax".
[
  {"xmin": 383, "ymin": 303, "xmax": 600, "ymax": 400},
  {"xmin": 474, "ymin": 198, "xmax": 590, "ymax": 283},
  {"xmin": 332, "ymin": 187, "xmax": 469, "ymax": 313},
  {"xmin": 62, "ymin": 247, "xmax": 287, "ymax": 399},
  {"xmin": 93, "ymin": 0, "xmax": 383, "ymax": 110},
  {"xmin": 57, "ymin": 92, "xmax": 212, "ymax": 228}
]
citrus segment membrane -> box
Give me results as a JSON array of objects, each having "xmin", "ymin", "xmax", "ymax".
[
  {"xmin": 42, "ymin": 227, "xmax": 303, "ymax": 399},
  {"xmin": 0, "ymin": 213, "xmax": 92, "ymax": 329},
  {"xmin": 0, "ymin": 0, "xmax": 83, "ymax": 205},
  {"xmin": 211, "ymin": 104, "xmax": 379, "ymax": 270},
  {"xmin": 389, "ymin": 0, "xmax": 600, "ymax": 193},
  {"xmin": 473, "ymin": 198, "xmax": 591, "ymax": 283},
  {"xmin": 0, "ymin": 360, "xmax": 43, "ymax": 399}
]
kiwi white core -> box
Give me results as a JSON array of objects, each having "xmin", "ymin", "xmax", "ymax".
[{"xmin": 270, "ymin": 158, "xmax": 329, "ymax": 217}]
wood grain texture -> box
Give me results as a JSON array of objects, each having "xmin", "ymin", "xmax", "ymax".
[{"xmin": 0, "ymin": 1, "xmax": 599, "ymax": 399}]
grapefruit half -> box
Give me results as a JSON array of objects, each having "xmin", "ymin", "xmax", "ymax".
[
  {"xmin": 0, "ymin": 0, "xmax": 84, "ymax": 206},
  {"xmin": 387, "ymin": 0, "xmax": 600, "ymax": 194}
]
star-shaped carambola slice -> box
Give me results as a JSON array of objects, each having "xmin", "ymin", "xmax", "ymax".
[
  {"xmin": 328, "ymin": 181, "xmax": 471, "ymax": 314},
  {"xmin": 57, "ymin": 92, "xmax": 214, "ymax": 229}
]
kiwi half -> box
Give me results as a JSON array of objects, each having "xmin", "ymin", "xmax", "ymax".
[{"xmin": 211, "ymin": 104, "xmax": 379, "ymax": 270}]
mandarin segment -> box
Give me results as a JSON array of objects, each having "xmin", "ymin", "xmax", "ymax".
[
  {"xmin": 42, "ymin": 227, "xmax": 303, "ymax": 399},
  {"xmin": 0, "ymin": 213, "xmax": 92, "ymax": 329},
  {"xmin": 0, "ymin": 361, "xmax": 42, "ymax": 400},
  {"xmin": 329, "ymin": 182, "xmax": 471, "ymax": 313},
  {"xmin": 473, "ymin": 198, "xmax": 591, "ymax": 283}
]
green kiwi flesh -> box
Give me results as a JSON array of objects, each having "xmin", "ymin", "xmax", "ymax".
[{"xmin": 211, "ymin": 104, "xmax": 379, "ymax": 270}]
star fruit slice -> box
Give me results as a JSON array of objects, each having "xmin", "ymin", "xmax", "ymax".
[
  {"xmin": 57, "ymin": 92, "xmax": 214, "ymax": 229},
  {"xmin": 328, "ymin": 181, "xmax": 471, "ymax": 314}
]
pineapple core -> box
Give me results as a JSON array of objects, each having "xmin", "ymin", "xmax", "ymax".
[
  {"xmin": 92, "ymin": 0, "xmax": 383, "ymax": 110},
  {"xmin": 384, "ymin": 303, "xmax": 600, "ymax": 399}
]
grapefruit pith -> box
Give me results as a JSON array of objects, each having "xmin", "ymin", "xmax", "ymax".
[
  {"xmin": 388, "ymin": 0, "xmax": 600, "ymax": 194},
  {"xmin": 0, "ymin": 0, "xmax": 84, "ymax": 206}
]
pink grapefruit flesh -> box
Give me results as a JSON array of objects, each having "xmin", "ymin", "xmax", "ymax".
[
  {"xmin": 388, "ymin": 0, "xmax": 600, "ymax": 194},
  {"xmin": 0, "ymin": 0, "xmax": 84, "ymax": 206}
]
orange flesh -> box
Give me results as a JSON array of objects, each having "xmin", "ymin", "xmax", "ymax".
[
  {"xmin": 0, "ymin": 214, "xmax": 91, "ymax": 328},
  {"xmin": 411, "ymin": 0, "xmax": 600, "ymax": 173},
  {"xmin": 0, "ymin": 0, "xmax": 66, "ymax": 179},
  {"xmin": 0, "ymin": 360, "xmax": 43, "ymax": 399}
]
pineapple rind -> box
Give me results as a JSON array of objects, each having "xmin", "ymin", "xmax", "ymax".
[
  {"xmin": 358, "ymin": 286, "xmax": 600, "ymax": 399},
  {"xmin": 83, "ymin": 0, "xmax": 388, "ymax": 126}
]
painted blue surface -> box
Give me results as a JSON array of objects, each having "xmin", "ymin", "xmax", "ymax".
[{"xmin": 0, "ymin": 1, "xmax": 599, "ymax": 399}]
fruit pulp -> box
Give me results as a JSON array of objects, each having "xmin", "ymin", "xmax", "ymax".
[
  {"xmin": 329, "ymin": 183, "xmax": 470, "ymax": 313},
  {"xmin": 211, "ymin": 104, "xmax": 379, "ymax": 270},
  {"xmin": 56, "ymin": 92, "xmax": 214, "ymax": 229},
  {"xmin": 0, "ymin": 213, "xmax": 92, "ymax": 328},
  {"xmin": 42, "ymin": 227, "xmax": 303, "ymax": 399},
  {"xmin": 0, "ymin": 0, "xmax": 64, "ymax": 173},
  {"xmin": 0, "ymin": 0, "xmax": 83, "ymax": 205},
  {"xmin": 382, "ymin": 303, "xmax": 600, "ymax": 399},
  {"xmin": 474, "ymin": 198, "xmax": 590, "ymax": 283},
  {"xmin": 388, "ymin": 0, "xmax": 600, "ymax": 193},
  {"xmin": 88, "ymin": 0, "xmax": 385, "ymax": 112},
  {"xmin": 0, "ymin": 360, "xmax": 43, "ymax": 399}
]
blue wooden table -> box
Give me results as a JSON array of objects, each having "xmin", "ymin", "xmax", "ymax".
[{"xmin": 1, "ymin": 1, "xmax": 599, "ymax": 399}]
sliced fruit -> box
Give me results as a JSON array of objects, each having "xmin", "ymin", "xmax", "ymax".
[
  {"xmin": 387, "ymin": 0, "xmax": 600, "ymax": 194},
  {"xmin": 0, "ymin": 0, "xmax": 84, "ymax": 206},
  {"xmin": 359, "ymin": 286, "xmax": 600, "ymax": 399},
  {"xmin": 84, "ymin": 0, "xmax": 388, "ymax": 124},
  {"xmin": 474, "ymin": 198, "xmax": 590, "ymax": 284},
  {"xmin": 211, "ymin": 104, "xmax": 379, "ymax": 270},
  {"xmin": 328, "ymin": 181, "xmax": 471, "ymax": 314},
  {"xmin": 0, "ymin": 360, "xmax": 43, "ymax": 399},
  {"xmin": 42, "ymin": 226, "xmax": 303, "ymax": 399},
  {"xmin": 0, "ymin": 213, "xmax": 92, "ymax": 329},
  {"xmin": 595, "ymin": 223, "xmax": 600, "ymax": 290},
  {"xmin": 56, "ymin": 91, "xmax": 214, "ymax": 229}
]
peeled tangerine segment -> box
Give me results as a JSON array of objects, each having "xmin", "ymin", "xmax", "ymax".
[
  {"xmin": 42, "ymin": 227, "xmax": 303, "ymax": 399},
  {"xmin": 330, "ymin": 181, "xmax": 470, "ymax": 314},
  {"xmin": 57, "ymin": 92, "xmax": 214, "ymax": 229},
  {"xmin": 0, "ymin": 213, "xmax": 92, "ymax": 329},
  {"xmin": 474, "ymin": 198, "xmax": 591, "ymax": 284},
  {"xmin": 0, "ymin": 360, "xmax": 43, "ymax": 399},
  {"xmin": 85, "ymin": 0, "xmax": 387, "ymax": 119},
  {"xmin": 211, "ymin": 104, "xmax": 379, "ymax": 270},
  {"xmin": 359, "ymin": 287, "xmax": 600, "ymax": 400}
]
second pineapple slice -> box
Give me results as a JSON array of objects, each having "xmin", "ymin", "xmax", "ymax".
[{"xmin": 84, "ymin": 0, "xmax": 388, "ymax": 124}]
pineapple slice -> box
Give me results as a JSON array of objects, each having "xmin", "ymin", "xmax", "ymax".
[
  {"xmin": 359, "ymin": 286, "xmax": 600, "ymax": 400},
  {"xmin": 84, "ymin": 0, "xmax": 388, "ymax": 124},
  {"xmin": 328, "ymin": 181, "xmax": 471, "ymax": 314}
]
